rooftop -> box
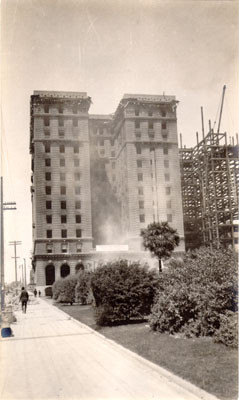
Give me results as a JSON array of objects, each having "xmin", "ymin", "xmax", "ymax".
[
  {"xmin": 33, "ymin": 90, "xmax": 88, "ymax": 99},
  {"xmin": 123, "ymin": 93, "xmax": 176, "ymax": 103}
]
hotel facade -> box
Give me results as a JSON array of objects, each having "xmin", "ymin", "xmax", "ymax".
[{"xmin": 30, "ymin": 91, "xmax": 184, "ymax": 288}]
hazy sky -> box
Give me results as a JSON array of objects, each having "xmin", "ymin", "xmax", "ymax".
[{"xmin": 1, "ymin": 0, "xmax": 239, "ymax": 282}]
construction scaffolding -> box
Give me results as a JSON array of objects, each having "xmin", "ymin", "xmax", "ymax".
[{"xmin": 180, "ymin": 130, "xmax": 239, "ymax": 250}]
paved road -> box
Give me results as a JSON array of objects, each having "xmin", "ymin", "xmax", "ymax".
[{"xmin": 0, "ymin": 296, "xmax": 219, "ymax": 400}]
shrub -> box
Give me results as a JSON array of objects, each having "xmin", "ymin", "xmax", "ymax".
[
  {"xmin": 52, "ymin": 279, "xmax": 64, "ymax": 300},
  {"xmin": 91, "ymin": 259, "xmax": 159, "ymax": 326},
  {"xmin": 149, "ymin": 247, "xmax": 237, "ymax": 338},
  {"xmin": 214, "ymin": 311, "xmax": 238, "ymax": 348},
  {"xmin": 52, "ymin": 275, "xmax": 78, "ymax": 305},
  {"xmin": 45, "ymin": 286, "xmax": 53, "ymax": 297},
  {"xmin": 75, "ymin": 271, "xmax": 93, "ymax": 305}
]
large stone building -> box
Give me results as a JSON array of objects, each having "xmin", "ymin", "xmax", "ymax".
[{"xmin": 30, "ymin": 91, "xmax": 184, "ymax": 288}]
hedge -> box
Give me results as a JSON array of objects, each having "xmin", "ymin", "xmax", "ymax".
[
  {"xmin": 149, "ymin": 247, "xmax": 237, "ymax": 342},
  {"xmin": 91, "ymin": 259, "xmax": 159, "ymax": 326}
]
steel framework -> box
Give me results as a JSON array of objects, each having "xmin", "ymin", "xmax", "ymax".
[{"xmin": 180, "ymin": 130, "xmax": 239, "ymax": 249}]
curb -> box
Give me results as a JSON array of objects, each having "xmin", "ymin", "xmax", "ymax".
[{"xmin": 48, "ymin": 300, "xmax": 220, "ymax": 400}]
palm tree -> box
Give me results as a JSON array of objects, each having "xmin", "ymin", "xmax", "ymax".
[{"xmin": 141, "ymin": 222, "xmax": 180, "ymax": 272}]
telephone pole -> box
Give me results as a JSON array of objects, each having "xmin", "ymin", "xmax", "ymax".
[
  {"xmin": 0, "ymin": 177, "xmax": 17, "ymax": 310},
  {"xmin": 9, "ymin": 241, "xmax": 22, "ymax": 286},
  {"xmin": 23, "ymin": 258, "xmax": 27, "ymax": 287}
]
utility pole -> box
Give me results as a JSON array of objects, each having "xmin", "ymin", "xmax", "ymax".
[
  {"xmin": 0, "ymin": 177, "xmax": 17, "ymax": 310},
  {"xmin": 23, "ymin": 258, "xmax": 27, "ymax": 287},
  {"xmin": 9, "ymin": 241, "xmax": 22, "ymax": 286}
]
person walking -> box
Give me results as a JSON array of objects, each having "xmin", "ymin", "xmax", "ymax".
[
  {"xmin": 19, "ymin": 287, "xmax": 29, "ymax": 313},
  {"xmin": 38, "ymin": 290, "xmax": 41, "ymax": 297},
  {"xmin": 33, "ymin": 288, "xmax": 37, "ymax": 297}
]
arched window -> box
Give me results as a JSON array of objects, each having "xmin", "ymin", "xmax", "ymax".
[
  {"xmin": 75, "ymin": 262, "xmax": 84, "ymax": 273},
  {"xmin": 45, "ymin": 264, "xmax": 55, "ymax": 285},
  {"xmin": 60, "ymin": 263, "xmax": 70, "ymax": 278}
]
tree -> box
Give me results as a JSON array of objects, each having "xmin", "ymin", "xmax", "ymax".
[{"xmin": 140, "ymin": 222, "xmax": 180, "ymax": 272}]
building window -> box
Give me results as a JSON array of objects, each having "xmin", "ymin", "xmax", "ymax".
[
  {"xmin": 74, "ymin": 144, "xmax": 79, "ymax": 153},
  {"xmin": 111, "ymin": 151, "xmax": 115, "ymax": 157},
  {"xmin": 162, "ymin": 122, "xmax": 167, "ymax": 130},
  {"xmin": 100, "ymin": 149, "xmax": 105, "ymax": 156},
  {"xmin": 59, "ymin": 118, "xmax": 64, "ymax": 127},
  {"xmin": 75, "ymin": 201, "xmax": 81, "ymax": 209},
  {"xmin": 75, "ymin": 186, "xmax": 81, "ymax": 195},
  {"xmin": 46, "ymin": 230, "xmax": 52, "ymax": 238},
  {"xmin": 234, "ymin": 238, "xmax": 239, "ymax": 244},
  {"xmin": 161, "ymin": 109, "xmax": 166, "ymax": 117},
  {"xmin": 61, "ymin": 215, "xmax": 67, "ymax": 224},
  {"xmin": 100, "ymin": 139, "xmax": 104, "ymax": 146},
  {"xmin": 164, "ymin": 160, "xmax": 169, "ymax": 168},
  {"xmin": 46, "ymin": 201, "xmax": 52, "ymax": 210},
  {"xmin": 44, "ymin": 117, "xmax": 50, "ymax": 127},
  {"xmin": 45, "ymin": 186, "xmax": 51, "ymax": 195},
  {"xmin": 73, "ymin": 118, "xmax": 78, "ymax": 127},
  {"xmin": 138, "ymin": 187, "xmax": 144, "ymax": 195},
  {"xmin": 61, "ymin": 229, "xmax": 67, "ymax": 238},
  {"xmin": 45, "ymin": 172, "xmax": 51, "ymax": 181},
  {"xmin": 76, "ymin": 229, "xmax": 82, "ymax": 238},
  {"xmin": 149, "ymin": 121, "xmax": 154, "ymax": 130},
  {"xmin": 46, "ymin": 244, "xmax": 52, "ymax": 253},
  {"xmin": 59, "ymin": 129, "xmax": 65, "ymax": 138},
  {"xmin": 60, "ymin": 159, "xmax": 65, "ymax": 167},
  {"xmin": 60, "ymin": 173, "xmax": 65, "ymax": 181},
  {"xmin": 233, "ymin": 225, "xmax": 238, "ymax": 233},
  {"xmin": 44, "ymin": 105, "xmax": 49, "ymax": 113},
  {"xmin": 60, "ymin": 144, "xmax": 65, "ymax": 153},
  {"xmin": 60, "ymin": 186, "xmax": 66, "ymax": 195},
  {"xmin": 138, "ymin": 173, "xmax": 143, "ymax": 181},
  {"xmin": 99, "ymin": 127, "xmax": 103, "ymax": 135},
  {"xmin": 74, "ymin": 173, "xmax": 80, "ymax": 181},
  {"xmin": 165, "ymin": 173, "xmax": 170, "ymax": 182},
  {"xmin": 58, "ymin": 105, "xmax": 63, "ymax": 114},
  {"xmin": 135, "ymin": 131, "xmax": 141, "ymax": 138},
  {"xmin": 163, "ymin": 146, "xmax": 168, "ymax": 155},
  {"xmin": 167, "ymin": 200, "xmax": 172, "ymax": 208},
  {"xmin": 110, "ymin": 139, "xmax": 114, "ymax": 146},
  {"xmin": 137, "ymin": 160, "xmax": 142, "ymax": 168},
  {"xmin": 61, "ymin": 201, "xmax": 66, "ymax": 209},
  {"xmin": 135, "ymin": 108, "xmax": 139, "ymax": 116},
  {"xmin": 167, "ymin": 214, "xmax": 172, "ymax": 223},
  {"xmin": 139, "ymin": 200, "xmax": 144, "ymax": 209},
  {"xmin": 148, "ymin": 110, "xmax": 153, "ymax": 116},
  {"xmin": 166, "ymin": 187, "xmax": 171, "ymax": 195},
  {"xmin": 72, "ymin": 105, "xmax": 78, "ymax": 114},
  {"xmin": 139, "ymin": 214, "xmax": 145, "ymax": 223},
  {"xmin": 61, "ymin": 243, "xmax": 68, "ymax": 253},
  {"xmin": 76, "ymin": 215, "xmax": 81, "ymax": 223},
  {"xmin": 45, "ymin": 158, "xmax": 51, "ymax": 167},
  {"xmin": 112, "ymin": 162, "xmax": 115, "ymax": 169},
  {"xmin": 46, "ymin": 215, "xmax": 52, "ymax": 224},
  {"xmin": 74, "ymin": 159, "xmax": 80, "ymax": 167},
  {"xmin": 135, "ymin": 121, "xmax": 140, "ymax": 129},
  {"xmin": 136, "ymin": 145, "xmax": 141, "ymax": 154},
  {"xmin": 76, "ymin": 243, "xmax": 82, "ymax": 253},
  {"xmin": 45, "ymin": 143, "xmax": 50, "ymax": 153}
]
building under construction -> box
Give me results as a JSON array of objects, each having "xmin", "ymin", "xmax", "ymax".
[{"xmin": 180, "ymin": 88, "xmax": 239, "ymax": 250}]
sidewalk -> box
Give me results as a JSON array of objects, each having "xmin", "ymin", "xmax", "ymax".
[{"xmin": 0, "ymin": 296, "xmax": 219, "ymax": 400}]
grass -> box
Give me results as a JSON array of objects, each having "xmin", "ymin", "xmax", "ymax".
[{"xmin": 55, "ymin": 302, "xmax": 238, "ymax": 400}]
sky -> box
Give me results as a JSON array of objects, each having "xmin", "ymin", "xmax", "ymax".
[{"xmin": 1, "ymin": 0, "xmax": 239, "ymax": 283}]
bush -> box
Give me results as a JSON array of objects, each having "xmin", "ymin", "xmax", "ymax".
[
  {"xmin": 214, "ymin": 311, "xmax": 238, "ymax": 348},
  {"xmin": 45, "ymin": 286, "xmax": 53, "ymax": 297},
  {"xmin": 149, "ymin": 247, "xmax": 237, "ymax": 338},
  {"xmin": 52, "ymin": 275, "xmax": 78, "ymax": 305},
  {"xmin": 91, "ymin": 259, "xmax": 159, "ymax": 326},
  {"xmin": 75, "ymin": 271, "xmax": 93, "ymax": 305}
]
